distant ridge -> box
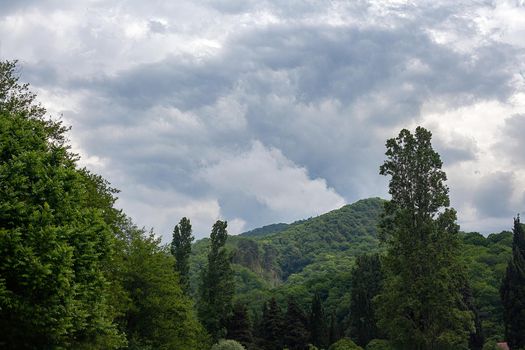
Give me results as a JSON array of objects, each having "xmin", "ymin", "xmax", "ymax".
[{"xmin": 240, "ymin": 223, "xmax": 290, "ymax": 238}]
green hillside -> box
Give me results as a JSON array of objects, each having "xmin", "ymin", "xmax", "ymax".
[
  {"xmin": 189, "ymin": 198, "xmax": 385, "ymax": 322},
  {"xmin": 190, "ymin": 198, "xmax": 384, "ymax": 288},
  {"xmin": 240, "ymin": 223, "xmax": 290, "ymax": 238},
  {"xmin": 257, "ymin": 197, "xmax": 385, "ymax": 279},
  {"xmin": 189, "ymin": 197, "xmax": 513, "ymax": 343}
]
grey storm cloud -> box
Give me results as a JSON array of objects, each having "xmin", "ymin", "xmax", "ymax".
[
  {"xmin": 2, "ymin": 0, "xmax": 525, "ymax": 238},
  {"xmin": 474, "ymin": 171, "xmax": 520, "ymax": 218}
]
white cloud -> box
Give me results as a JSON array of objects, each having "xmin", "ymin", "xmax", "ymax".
[
  {"xmin": 227, "ymin": 218, "xmax": 247, "ymax": 235},
  {"xmin": 200, "ymin": 141, "xmax": 346, "ymax": 220},
  {"xmin": 117, "ymin": 184, "xmax": 223, "ymax": 240}
]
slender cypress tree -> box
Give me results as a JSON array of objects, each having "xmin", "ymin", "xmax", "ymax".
[
  {"xmin": 227, "ymin": 302, "xmax": 253, "ymax": 349},
  {"xmin": 199, "ymin": 220, "xmax": 234, "ymax": 341},
  {"xmin": 462, "ymin": 282, "xmax": 484, "ymax": 350},
  {"xmin": 261, "ymin": 297, "xmax": 284, "ymax": 350},
  {"xmin": 348, "ymin": 253, "xmax": 383, "ymax": 347},
  {"xmin": 328, "ymin": 310, "xmax": 340, "ymax": 347},
  {"xmin": 284, "ymin": 297, "xmax": 309, "ymax": 350},
  {"xmin": 309, "ymin": 293, "xmax": 328, "ymax": 349},
  {"xmin": 170, "ymin": 217, "xmax": 194, "ymax": 293},
  {"xmin": 500, "ymin": 215, "xmax": 525, "ymax": 349}
]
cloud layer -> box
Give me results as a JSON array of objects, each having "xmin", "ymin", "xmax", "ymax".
[{"xmin": 2, "ymin": 0, "xmax": 525, "ymax": 238}]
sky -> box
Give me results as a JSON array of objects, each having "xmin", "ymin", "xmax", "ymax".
[{"xmin": 1, "ymin": 0, "xmax": 525, "ymax": 239}]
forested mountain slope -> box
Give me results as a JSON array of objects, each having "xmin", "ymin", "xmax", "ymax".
[{"xmin": 189, "ymin": 198, "xmax": 513, "ymax": 342}]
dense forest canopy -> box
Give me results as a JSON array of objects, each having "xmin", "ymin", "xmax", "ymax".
[{"xmin": 1, "ymin": 60, "xmax": 524, "ymax": 350}]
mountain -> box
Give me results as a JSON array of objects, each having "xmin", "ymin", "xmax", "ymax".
[
  {"xmin": 188, "ymin": 197, "xmax": 513, "ymax": 342},
  {"xmin": 189, "ymin": 198, "xmax": 385, "ymax": 316},
  {"xmin": 254, "ymin": 197, "xmax": 385, "ymax": 278}
]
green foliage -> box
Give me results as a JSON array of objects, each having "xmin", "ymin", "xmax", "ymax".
[
  {"xmin": 0, "ymin": 60, "xmax": 209, "ymax": 349},
  {"xmin": 348, "ymin": 254, "xmax": 383, "ymax": 347},
  {"xmin": 461, "ymin": 231, "xmax": 511, "ymax": 341},
  {"xmin": 211, "ymin": 339, "xmax": 246, "ymax": 350},
  {"xmin": 266, "ymin": 198, "xmax": 384, "ymax": 279},
  {"xmin": 329, "ymin": 310, "xmax": 341, "ymax": 345},
  {"xmin": 462, "ymin": 282, "xmax": 484, "ymax": 350},
  {"xmin": 0, "ymin": 60, "xmax": 46, "ymax": 118},
  {"xmin": 240, "ymin": 223, "xmax": 291, "ymax": 238},
  {"xmin": 481, "ymin": 339, "xmax": 497, "ymax": 350},
  {"xmin": 0, "ymin": 60, "xmax": 124, "ymax": 349},
  {"xmin": 199, "ymin": 220, "xmax": 235, "ymax": 340},
  {"xmin": 171, "ymin": 217, "xmax": 194, "ymax": 293},
  {"xmin": 189, "ymin": 197, "xmax": 513, "ymax": 349},
  {"xmin": 113, "ymin": 219, "xmax": 208, "ymax": 350},
  {"xmin": 365, "ymin": 339, "xmax": 393, "ymax": 350},
  {"xmin": 190, "ymin": 198, "xmax": 385, "ymax": 326},
  {"xmin": 260, "ymin": 297, "xmax": 284, "ymax": 350},
  {"xmin": 310, "ymin": 292, "xmax": 328, "ymax": 349},
  {"xmin": 284, "ymin": 297, "xmax": 310, "ymax": 350},
  {"xmin": 376, "ymin": 127, "xmax": 473, "ymax": 349},
  {"xmin": 227, "ymin": 302, "xmax": 253, "ymax": 349},
  {"xmin": 500, "ymin": 217, "xmax": 525, "ymax": 349},
  {"xmin": 328, "ymin": 338, "xmax": 363, "ymax": 350}
]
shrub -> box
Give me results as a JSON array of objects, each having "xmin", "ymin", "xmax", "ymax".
[
  {"xmin": 366, "ymin": 339, "xmax": 393, "ymax": 350},
  {"xmin": 211, "ymin": 339, "xmax": 246, "ymax": 350},
  {"xmin": 328, "ymin": 338, "xmax": 364, "ymax": 350}
]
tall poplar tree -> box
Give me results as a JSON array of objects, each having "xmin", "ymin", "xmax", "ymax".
[
  {"xmin": 171, "ymin": 217, "xmax": 194, "ymax": 293},
  {"xmin": 376, "ymin": 127, "xmax": 473, "ymax": 349},
  {"xmin": 199, "ymin": 220, "xmax": 234, "ymax": 341},
  {"xmin": 500, "ymin": 216, "xmax": 525, "ymax": 349}
]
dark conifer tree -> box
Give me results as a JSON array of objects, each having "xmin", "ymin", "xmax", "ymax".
[
  {"xmin": 500, "ymin": 215, "xmax": 525, "ymax": 349},
  {"xmin": 328, "ymin": 310, "xmax": 340, "ymax": 346},
  {"xmin": 260, "ymin": 297, "xmax": 284, "ymax": 350},
  {"xmin": 348, "ymin": 254, "xmax": 383, "ymax": 347},
  {"xmin": 284, "ymin": 297, "xmax": 309, "ymax": 350},
  {"xmin": 227, "ymin": 302, "xmax": 253, "ymax": 349},
  {"xmin": 309, "ymin": 292, "xmax": 328, "ymax": 349},
  {"xmin": 198, "ymin": 220, "xmax": 234, "ymax": 341},
  {"xmin": 462, "ymin": 282, "xmax": 484, "ymax": 350},
  {"xmin": 170, "ymin": 217, "xmax": 193, "ymax": 293}
]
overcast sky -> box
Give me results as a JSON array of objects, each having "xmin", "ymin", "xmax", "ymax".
[{"xmin": 1, "ymin": 0, "xmax": 525, "ymax": 239}]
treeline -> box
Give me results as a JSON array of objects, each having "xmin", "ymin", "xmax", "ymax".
[
  {"xmin": 0, "ymin": 61, "xmax": 207, "ymax": 349},
  {"xmin": 1, "ymin": 60, "xmax": 525, "ymax": 350}
]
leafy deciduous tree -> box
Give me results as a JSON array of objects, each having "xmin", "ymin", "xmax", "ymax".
[
  {"xmin": 114, "ymin": 219, "xmax": 208, "ymax": 350},
  {"xmin": 0, "ymin": 60, "xmax": 124, "ymax": 349}
]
